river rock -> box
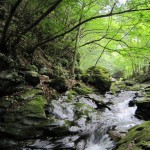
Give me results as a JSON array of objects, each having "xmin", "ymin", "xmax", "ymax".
[
  {"xmin": 110, "ymin": 81, "xmax": 126, "ymax": 95},
  {"xmin": 82, "ymin": 66, "xmax": 111, "ymax": 93},
  {"xmin": 128, "ymin": 100, "xmax": 136, "ymax": 107},
  {"xmin": 48, "ymin": 77, "xmax": 68, "ymax": 93},
  {"xmin": 115, "ymin": 121, "xmax": 150, "ymax": 150},
  {"xmin": 0, "ymin": 70, "xmax": 24, "ymax": 96},
  {"xmin": 39, "ymin": 67, "xmax": 55, "ymax": 78},
  {"xmin": 135, "ymin": 86, "xmax": 150, "ymax": 120},
  {"xmin": 108, "ymin": 130, "xmax": 122, "ymax": 142},
  {"xmin": 20, "ymin": 71, "xmax": 40, "ymax": 86},
  {"xmin": 124, "ymin": 80, "xmax": 136, "ymax": 86},
  {"xmin": 18, "ymin": 88, "xmax": 43, "ymax": 101},
  {"xmin": 135, "ymin": 99, "xmax": 150, "ymax": 120},
  {"xmin": 73, "ymin": 83, "xmax": 93, "ymax": 95},
  {"xmin": 0, "ymin": 95, "xmax": 49, "ymax": 140}
]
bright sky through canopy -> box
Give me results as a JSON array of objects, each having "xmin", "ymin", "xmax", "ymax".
[{"xmin": 119, "ymin": 0, "xmax": 127, "ymax": 4}]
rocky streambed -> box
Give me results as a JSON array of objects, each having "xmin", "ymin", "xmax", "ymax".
[{"xmin": 0, "ymin": 86, "xmax": 148, "ymax": 150}]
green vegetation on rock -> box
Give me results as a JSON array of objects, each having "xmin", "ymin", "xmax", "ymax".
[
  {"xmin": 82, "ymin": 66, "xmax": 111, "ymax": 93},
  {"xmin": 73, "ymin": 82, "xmax": 94, "ymax": 95},
  {"xmin": 49, "ymin": 77, "xmax": 68, "ymax": 93},
  {"xmin": 19, "ymin": 89, "xmax": 43, "ymax": 101},
  {"xmin": 20, "ymin": 96, "xmax": 47, "ymax": 118},
  {"xmin": 116, "ymin": 121, "xmax": 150, "ymax": 150}
]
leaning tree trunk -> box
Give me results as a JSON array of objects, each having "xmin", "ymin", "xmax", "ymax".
[{"xmin": 0, "ymin": 0, "xmax": 22, "ymax": 54}]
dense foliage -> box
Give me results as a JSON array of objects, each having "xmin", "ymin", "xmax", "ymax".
[{"xmin": 0, "ymin": 0, "xmax": 150, "ymax": 78}]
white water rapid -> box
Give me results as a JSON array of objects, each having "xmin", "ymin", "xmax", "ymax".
[{"xmin": 84, "ymin": 91, "xmax": 143, "ymax": 150}]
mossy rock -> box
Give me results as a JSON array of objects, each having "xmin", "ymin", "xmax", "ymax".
[
  {"xmin": 19, "ymin": 71, "xmax": 40, "ymax": 86},
  {"xmin": 0, "ymin": 70, "xmax": 24, "ymax": 96},
  {"xmin": 73, "ymin": 87, "xmax": 92, "ymax": 95},
  {"xmin": 49, "ymin": 77, "xmax": 68, "ymax": 93},
  {"xmin": 0, "ymin": 97, "xmax": 16, "ymax": 109},
  {"xmin": 129, "ymin": 84, "xmax": 141, "ymax": 91},
  {"xmin": 0, "ymin": 96, "xmax": 49, "ymax": 140},
  {"xmin": 135, "ymin": 98, "xmax": 150, "ymax": 120},
  {"xmin": 0, "ymin": 122, "xmax": 42, "ymax": 140},
  {"xmin": 125, "ymin": 80, "xmax": 136, "ymax": 86},
  {"xmin": 66, "ymin": 90, "xmax": 78, "ymax": 101},
  {"xmin": 110, "ymin": 82, "xmax": 121, "ymax": 95},
  {"xmin": 82, "ymin": 66, "xmax": 111, "ymax": 93},
  {"xmin": 53, "ymin": 64, "xmax": 69, "ymax": 78},
  {"xmin": 19, "ymin": 96, "xmax": 47, "ymax": 118},
  {"xmin": 110, "ymin": 81, "xmax": 127, "ymax": 95},
  {"xmin": 19, "ymin": 89, "xmax": 43, "ymax": 101},
  {"xmin": 43, "ymin": 119, "xmax": 73, "ymax": 137},
  {"xmin": 74, "ymin": 102, "xmax": 95, "ymax": 118},
  {"xmin": 73, "ymin": 83, "xmax": 93, "ymax": 95},
  {"xmin": 19, "ymin": 65, "xmax": 38, "ymax": 72},
  {"xmin": 81, "ymin": 73, "xmax": 89, "ymax": 83},
  {"xmin": 74, "ymin": 68, "xmax": 83, "ymax": 80},
  {"xmin": 39, "ymin": 67, "xmax": 54, "ymax": 77},
  {"xmin": 116, "ymin": 121, "xmax": 150, "ymax": 150},
  {"xmin": 137, "ymin": 74, "xmax": 150, "ymax": 83}
]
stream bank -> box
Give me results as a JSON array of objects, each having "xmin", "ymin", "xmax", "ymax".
[
  {"xmin": 0, "ymin": 85, "xmax": 148, "ymax": 150},
  {"xmin": 0, "ymin": 52, "xmax": 150, "ymax": 150}
]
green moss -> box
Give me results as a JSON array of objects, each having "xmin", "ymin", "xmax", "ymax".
[
  {"xmin": 0, "ymin": 123, "xmax": 38, "ymax": 139},
  {"xmin": 137, "ymin": 141, "xmax": 150, "ymax": 149},
  {"xmin": 82, "ymin": 66, "xmax": 111, "ymax": 93},
  {"xmin": 73, "ymin": 86, "xmax": 93, "ymax": 95},
  {"xmin": 137, "ymin": 97, "xmax": 150, "ymax": 103},
  {"xmin": 66, "ymin": 90, "xmax": 78, "ymax": 101},
  {"xmin": 49, "ymin": 77, "xmax": 68, "ymax": 93},
  {"xmin": 110, "ymin": 81, "xmax": 127, "ymax": 94},
  {"xmin": 110, "ymin": 82, "xmax": 121, "ymax": 94},
  {"xmin": 20, "ymin": 96, "xmax": 47, "ymax": 118},
  {"xmin": 74, "ymin": 102, "xmax": 95, "ymax": 118},
  {"xmin": 116, "ymin": 121, "xmax": 150, "ymax": 150},
  {"xmin": 87, "ymin": 66, "xmax": 110, "ymax": 77},
  {"xmin": 129, "ymin": 84, "xmax": 141, "ymax": 91},
  {"xmin": 69, "ymin": 90, "xmax": 78, "ymax": 95},
  {"xmin": 20, "ymin": 89, "xmax": 42, "ymax": 100}
]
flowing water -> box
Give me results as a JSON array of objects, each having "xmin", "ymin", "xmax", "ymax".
[
  {"xmin": 24, "ymin": 91, "xmax": 143, "ymax": 150},
  {"xmin": 84, "ymin": 91, "xmax": 143, "ymax": 150}
]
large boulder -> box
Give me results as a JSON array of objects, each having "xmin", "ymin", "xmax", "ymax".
[
  {"xmin": 135, "ymin": 98, "xmax": 150, "ymax": 120},
  {"xmin": 48, "ymin": 77, "xmax": 68, "ymax": 93},
  {"xmin": 82, "ymin": 66, "xmax": 111, "ymax": 93},
  {"xmin": 0, "ymin": 70, "xmax": 24, "ymax": 96},
  {"xmin": 72, "ymin": 83, "xmax": 94, "ymax": 95},
  {"xmin": 19, "ymin": 71, "xmax": 40, "ymax": 86},
  {"xmin": 0, "ymin": 95, "xmax": 48, "ymax": 140},
  {"xmin": 135, "ymin": 86, "xmax": 150, "ymax": 120}
]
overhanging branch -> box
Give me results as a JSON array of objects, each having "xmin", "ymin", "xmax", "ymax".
[{"xmin": 31, "ymin": 7, "xmax": 150, "ymax": 51}]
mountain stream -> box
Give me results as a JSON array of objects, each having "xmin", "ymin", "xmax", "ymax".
[{"xmin": 25, "ymin": 91, "xmax": 143, "ymax": 150}]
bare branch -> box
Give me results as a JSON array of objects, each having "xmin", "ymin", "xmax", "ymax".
[{"xmin": 94, "ymin": 25, "xmax": 122, "ymax": 66}]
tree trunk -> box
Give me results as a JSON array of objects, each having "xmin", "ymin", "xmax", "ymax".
[
  {"xmin": 70, "ymin": 3, "xmax": 85, "ymax": 77},
  {"xmin": 71, "ymin": 26, "xmax": 81, "ymax": 76},
  {"xmin": 0, "ymin": 0, "xmax": 22, "ymax": 54},
  {"xmin": 11, "ymin": 0, "xmax": 63, "ymax": 52}
]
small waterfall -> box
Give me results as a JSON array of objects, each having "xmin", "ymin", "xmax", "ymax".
[
  {"xmin": 24, "ymin": 91, "xmax": 143, "ymax": 150},
  {"xmin": 84, "ymin": 91, "xmax": 143, "ymax": 150}
]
